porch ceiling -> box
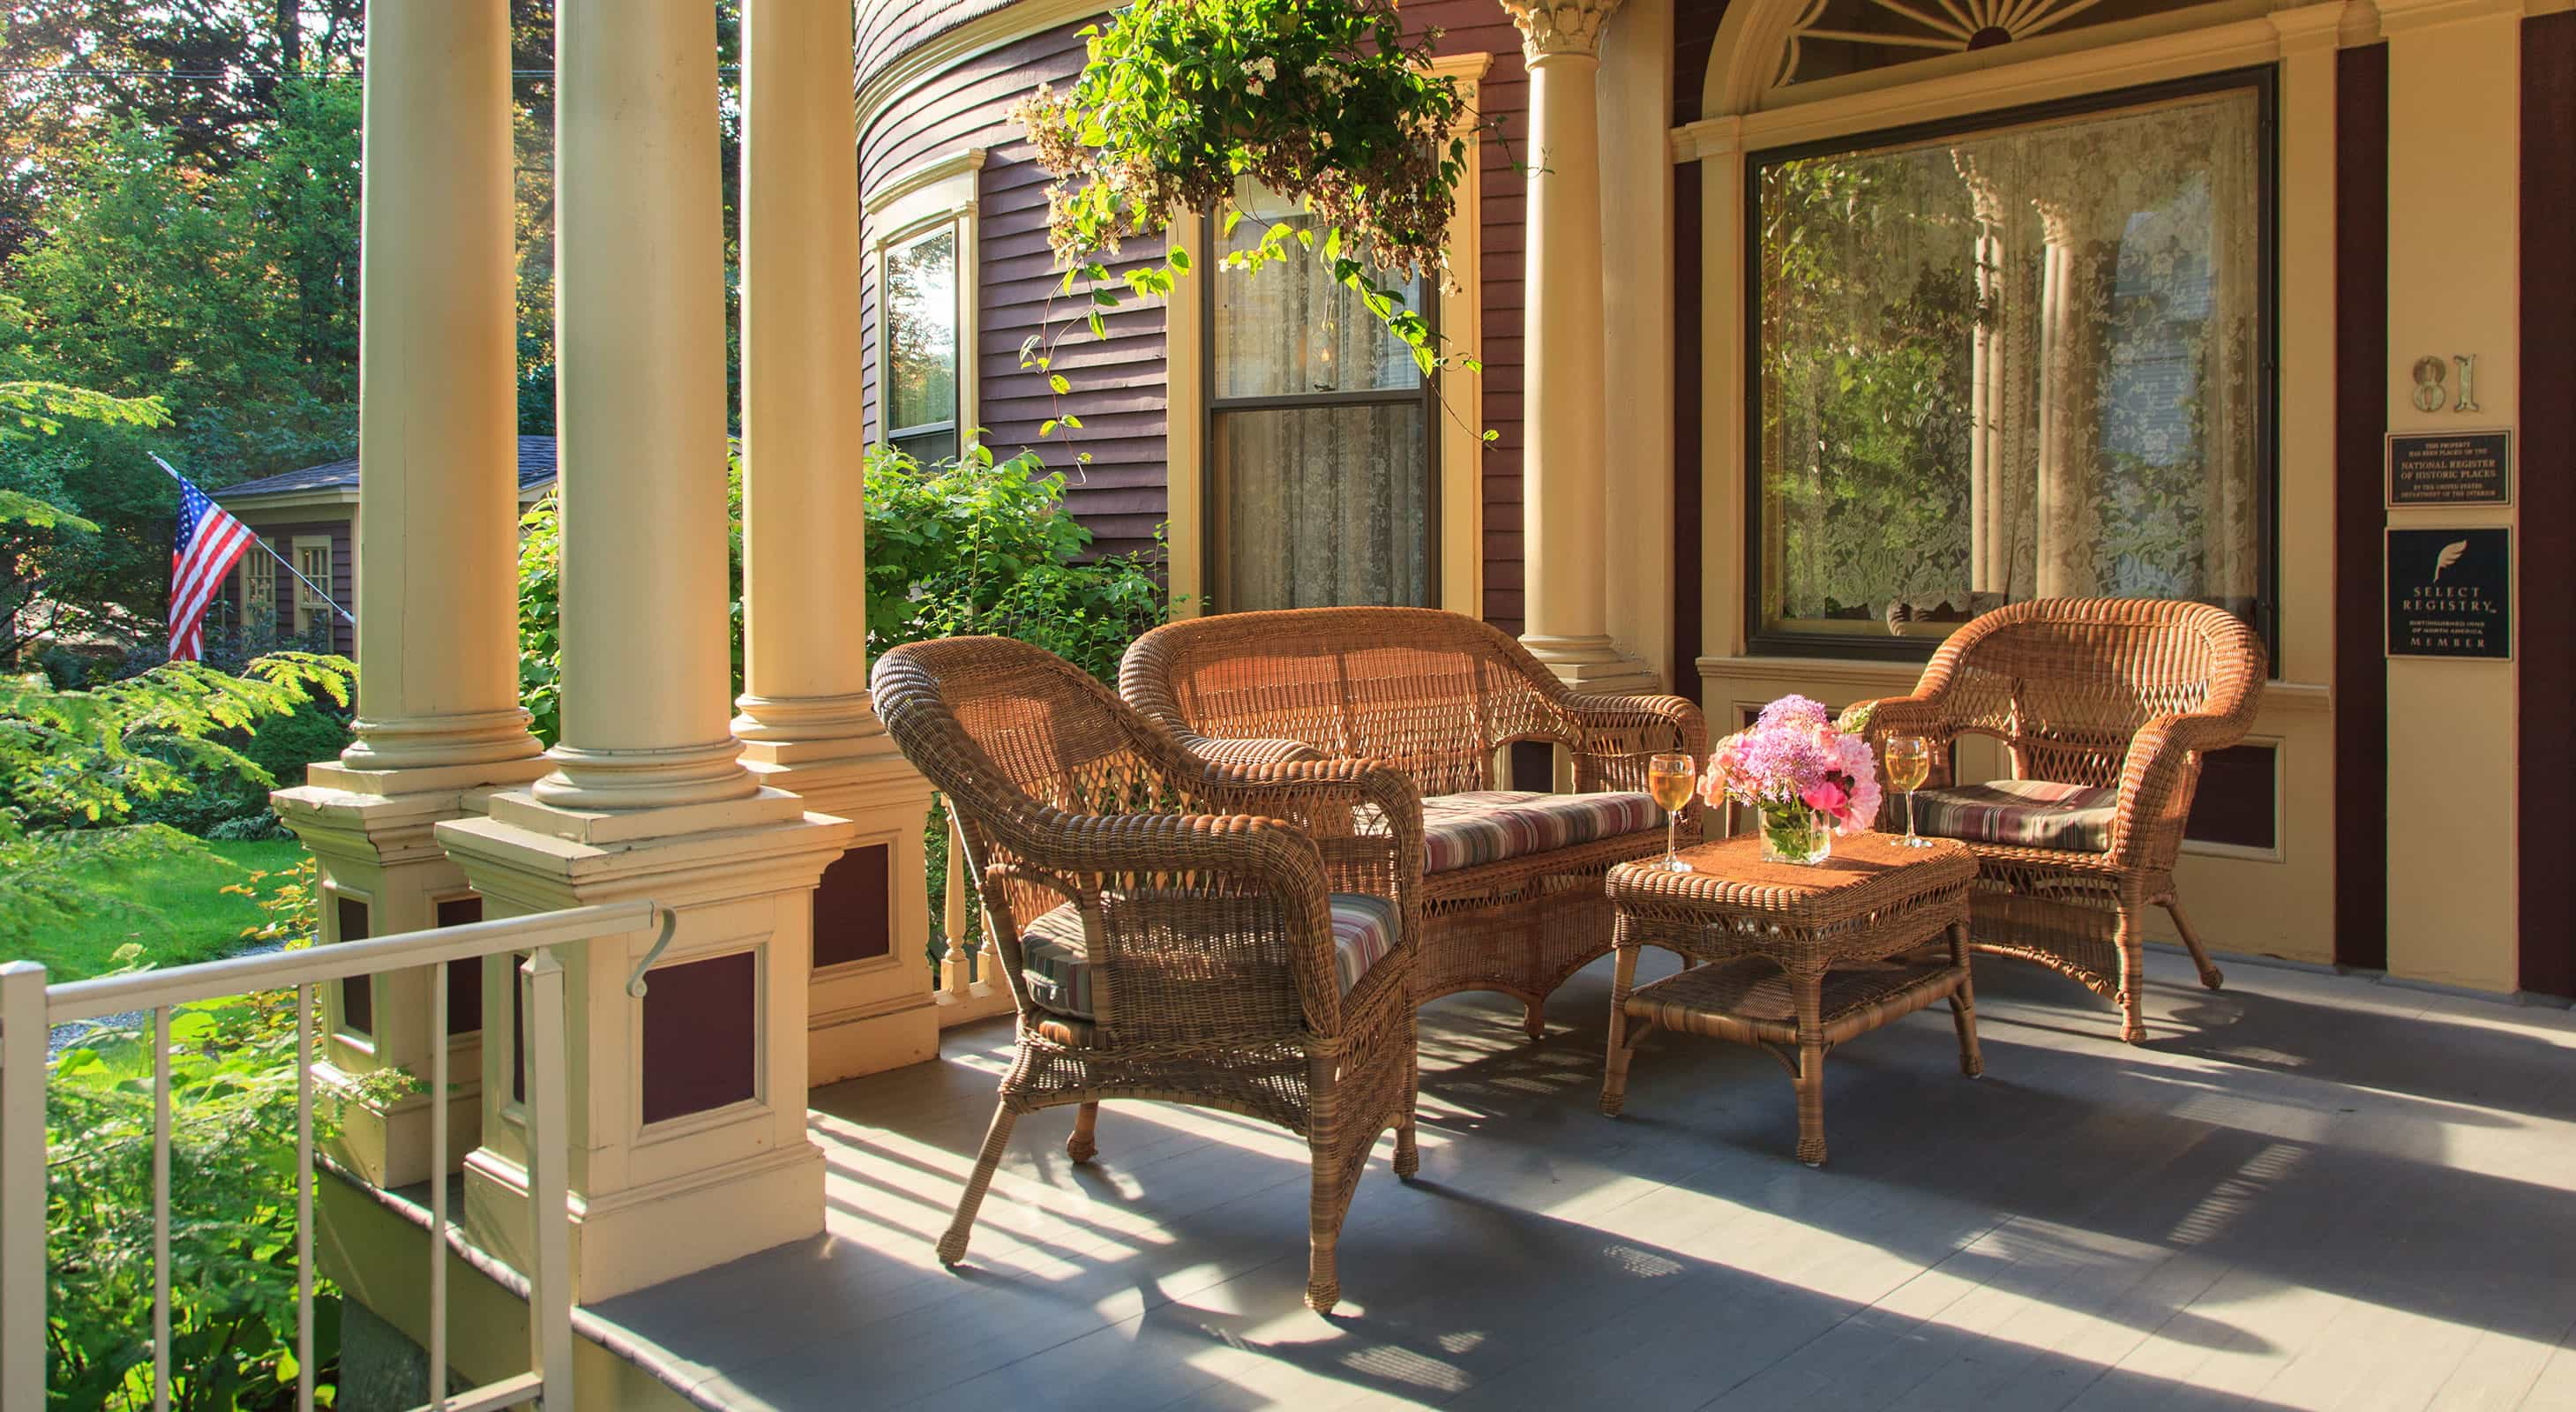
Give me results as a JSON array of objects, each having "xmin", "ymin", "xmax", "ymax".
[{"xmin": 583, "ymin": 949, "xmax": 2576, "ymax": 1411}]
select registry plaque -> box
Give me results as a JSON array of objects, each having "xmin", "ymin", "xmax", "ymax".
[
  {"xmin": 2385, "ymin": 527, "xmax": 2512, "ymax": 661},
  {"xmin": 2385, "ymin": 429, "xmax": 2512, "ymax": 507}
]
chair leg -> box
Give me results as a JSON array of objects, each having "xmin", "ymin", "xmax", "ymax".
[
  {"xmin": 1394, "ymin": 1048, "xmax": 1420, "ymax": 1180},
  {"xmin": 1523, "ymin": 998, "xmax": 1546, "ymax": 1041},
  {"xmin": 2115, "ymin": 906, "xmax": 2149, "ymax": 1045},
  {"xmin": 1947, "ymin": 921, "xmax": 1983, "ymax": 1078},
  {"xmin": 938, "ymin": 1101, "xmax": 1018, "ymax": 1267},
  {"xmin": 1066, "ymin": 1100, "xmax": 1100, "ymax": 1164},
  {"xmin": 2163, "ymin": 898, "xmax": 2227, "ymax": 991}
]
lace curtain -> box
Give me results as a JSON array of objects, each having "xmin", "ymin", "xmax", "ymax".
[
  {"xmin": 1756, "ymin": 87, "xmax": 2265, "ymax": 639},
  {"xmin": 1212, "ymin": 184, "xmax": 1433, "ymax": 612}
]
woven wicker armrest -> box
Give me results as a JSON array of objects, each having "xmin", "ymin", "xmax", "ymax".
[
  {"xmin": 1192, "ymin": 755, "xmax": 1427, "ymax": 896},
  {"xmin": 1556, "ymin": 691, "xmax": 1711, "ymax": 795},
  {"xmin": 1168, "ymin": 733, "xmax": 1331, "ymax": 769},
  {"xmin": 991, "ymin": 805, "xmax": 1378, "ymax": 1035},
  {"xmin": 2106, "ymin": 708, "xmax": 2253, "ymax": 869}
]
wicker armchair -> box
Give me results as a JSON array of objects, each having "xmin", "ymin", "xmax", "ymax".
[
  {"xmin": 869, "ymin": 636, "xmax": 1424, "ymax": 1312},
  {"xmin": 1121, "ymin": 607, "xmax": 1708, "ymax": 1037},
  {"xmin": 1853, "ymin": 598, "xmax": 2266, "ymax": 1043}
]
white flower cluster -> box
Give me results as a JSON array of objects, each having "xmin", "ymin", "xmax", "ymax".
[{"xmin": 1242, "ymin": 56, "xmax": 1278, "ymax": 94}]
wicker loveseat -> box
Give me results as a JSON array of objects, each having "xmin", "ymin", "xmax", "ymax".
[
  {"xmin": 1121, "ymin": 607, "xmax": 1709, "ymax": 1038},
  {"xmin": 1853, "ymin": 597, "xmax": 2266, "ymax": 1042},
  {"xmin": 871, "ymin": 636, "xmax": 1425, "ymax": 1312}
]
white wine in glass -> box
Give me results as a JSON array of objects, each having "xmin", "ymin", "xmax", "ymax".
[
  {"xmin": 1886, "ymin": 736, "xmax": 1933, "ymax": 848},
  {"xmin": 1648, "ymin": 753, "xmax": 1697, "ymax": 872}
]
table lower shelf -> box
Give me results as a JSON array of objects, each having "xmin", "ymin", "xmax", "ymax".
[{"xmin": 1622, "ymin": 952, "xmax": 1968, "ymax": 1051}]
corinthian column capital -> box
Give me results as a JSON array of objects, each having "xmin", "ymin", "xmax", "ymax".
[{"xmin": 1501, "ymin": 0, "xmax": 1627, "ymax": 60}]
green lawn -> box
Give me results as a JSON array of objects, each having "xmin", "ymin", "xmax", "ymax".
[{"xmin": 13, "ymin": 837, "xmax": 307, "ymax": 981}]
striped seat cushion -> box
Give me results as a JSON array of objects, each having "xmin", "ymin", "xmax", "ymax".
[
  {"xmin": 1018, "ymin": 891, "xmax": 1400, "ymax": 1026},
  {"xmin": 1419, "ymin": 790, "xmax": 1663, "ymax": 875},
  {"xmin": 1911, "ymin": 779, "xmax": 2117, "ymax": 853}
]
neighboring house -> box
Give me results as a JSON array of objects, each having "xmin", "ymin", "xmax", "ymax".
[{"xmin": 214, "ymin": 435, "xmax": 559, "ymax": 657}]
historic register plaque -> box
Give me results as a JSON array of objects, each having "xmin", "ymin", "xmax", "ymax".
[
  {"xmin": 2386, "ymin": 429, "xmax": 2512, "ymax": 506},
  {"xmin": 2385, "ymin": 527, "xmax": 2512, "ymax": 660}
]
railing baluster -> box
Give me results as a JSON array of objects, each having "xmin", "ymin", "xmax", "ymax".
[
  {"xmin": 430, "ymin": 962, "xmax": 449, "ymax": 1411},
  {"xmin": 523, "ymin": 948, "xmax": 574, "ymax": 1408},
  {"xmin": 22, "ymin": 902, "xmax": 648, "ymax": 1412},
  {"xmin": 296, "ymin": 984, "xmax": 314, "ymax": 1412},
  {"xmin": 0, "ymin": 962, "xmax": 48, "ymax": 1410},
  {"xmin": 153, "ymin": 1003, "xmax": 171, "ymax": 1412}
]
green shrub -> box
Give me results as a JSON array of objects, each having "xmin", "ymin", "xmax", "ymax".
[{"xmin": 517, "ymin": 441, "xmax": 1169, "ymax": 747}]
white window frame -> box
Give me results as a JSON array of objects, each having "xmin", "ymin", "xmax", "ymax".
[
  {"xmin": 238, "ymin": 548, "xmax": 277, "ymax": 636},
  {"xmin": 865, "ymin": 149, "xmax": 985, "ymax": 462},
  {"xmin": 291, "ymin": 534, "xmax": 333, "ymax": 642}
]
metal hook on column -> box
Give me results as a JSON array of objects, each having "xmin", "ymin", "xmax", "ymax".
[{"xmin": 626, "ymin": 905, "xmax": 678, "ymax": 1000}]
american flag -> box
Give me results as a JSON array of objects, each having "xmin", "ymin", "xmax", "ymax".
[{"xmin": 165, "ymin": 463, "xmax": 256, "ymax": 662}]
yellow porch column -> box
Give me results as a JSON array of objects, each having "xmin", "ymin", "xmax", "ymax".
[
  {"xmin": 2379, "ymin": 0, "xmax": 2523, "ymax": 992},
  {"xmin": 1503, "ymin": 0, "xmax": 1661, "ymax": 695},
  {"xmin": 735, "ymin": 0, "xmax": 940, "ymax": 1083},
  {"xmin": 274, "ymin": 0, "xmax": 545, "ymax": 1188},
  {"xmin": 437, "ymin": 0, "xmax": 851, "ymax": 1303}
]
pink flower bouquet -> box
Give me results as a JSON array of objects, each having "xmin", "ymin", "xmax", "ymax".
[{"xmin": 1698, "ymin": 695, "xmax": 1881, "ymax": 864}]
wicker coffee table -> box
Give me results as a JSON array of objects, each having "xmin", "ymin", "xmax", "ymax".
[{"xmin": 1601, "ymin": 833, "xmax": 1981, "ymax": 1166}]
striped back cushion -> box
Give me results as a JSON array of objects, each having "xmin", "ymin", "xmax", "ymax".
[{"xmin": 1419, "ymin": 791, "xmax": 1663, "ymax": 875}]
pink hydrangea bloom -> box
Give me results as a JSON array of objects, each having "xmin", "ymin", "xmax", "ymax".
[{"xmin": 1696, "ymin": 695, "xmax": 1883, "ymax": 835}]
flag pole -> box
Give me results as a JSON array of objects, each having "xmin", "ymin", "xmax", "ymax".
[{"xmin": 151, "ymin": 454, "xmax": 356, "ymax": 626}]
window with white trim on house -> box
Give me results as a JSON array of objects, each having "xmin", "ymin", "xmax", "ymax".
[
  {"xmin": 883, "ymin": 222, "xmax": 962, "ymax": 464},
  {"xmin": 1749, "ymin": 76, "xmax": 2273, "ymax": 652},
  {"xmin": 1208, "ymin": 180, "xmax": 1437, "ymax": 614},
  {"xmin": 238, "ymin": 549, "xmax": 276, "ymax": 636},
  {"xmin": 292, "ymin": 536, "xmax": 333, "ymax": 642}
]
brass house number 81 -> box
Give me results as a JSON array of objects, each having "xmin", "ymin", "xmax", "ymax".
[{"xmin": 2409, "ymin": 354, "xmax": 2482, "ymax": 414}]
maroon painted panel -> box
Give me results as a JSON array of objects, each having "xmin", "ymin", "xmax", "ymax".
[
  {"xmin": 335, "ymin": 894, "xmax": 373, "ymax": 1036},
  {"xmin": 813, "ymin": 845, "xmax": 895, "ymax": 970},
  {"xmin": 2185, "ymin": 745, "xmax": 2278, "ymax": 852},
  {"xmin": 510, "ymin": 951, "xmax": 527, "ymax": 1105},
  {"xmin": 2520, "ymin": 12, "xmax": 2576, "ymax": 996},
  {"xmin": 2333, "ymin": 44, "xmax": 2390, "ymax": 972},
  {"xmin": 436, "ymin": 896, "xmax": 486, "ymax": 1036},
  {"xmin": 640, "ymin": 951, "xmax": 759, "ymax": 1125}
]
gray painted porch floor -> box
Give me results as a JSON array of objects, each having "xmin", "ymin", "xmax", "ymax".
[{"xmin": 586, "ymin": 947, "xmax": 2576, "ymax": 1411}]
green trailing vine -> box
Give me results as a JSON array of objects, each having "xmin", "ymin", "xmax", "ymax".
[{"xmin": 1010, "ymin": 0, "xmax": 1488, "ymax": 430}]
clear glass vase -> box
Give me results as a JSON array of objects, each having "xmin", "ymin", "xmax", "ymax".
[{"xmin": 1758, "ymin": 805, "xmax": 1833, "ymax": 866}]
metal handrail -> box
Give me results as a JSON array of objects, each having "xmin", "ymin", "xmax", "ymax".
[{"xmin": 1, "ymin": 899, "xmax": 660, "ymax": 1412}]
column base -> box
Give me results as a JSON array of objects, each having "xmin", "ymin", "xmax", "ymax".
[
  {"xmin": 313, "ymin": 1059, "xmax": 483, "ymax": 1190},
  {"xmin": 1519, "ymin": 633, "xmax": 1664, "ymax": 695},
  {"xmin": 435, "ymin": 800, "xmax": 856, "ymax": 1303},
  {"xmin": 275, "ymin": 774, "xmax": 533, "ymax": 1186},
  {"xmin": 461, "ymin": 1139, "xmax": 825, "ymax": 1305},
  {"xmin": 734, "ymin": 697, "xmax": 942, "ymax": 1086},
  {"xmin": 338, "ymin": 708, "xmax": 548, "ymax": 780}
]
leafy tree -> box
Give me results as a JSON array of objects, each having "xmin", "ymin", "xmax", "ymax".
[
  {"xmin": 0, "ymin": 78, "xmax": 360, "ymax": 622},
  {"xmin": 0, "ymin": 296, "xmax": 172, "ymax": 665},
  {"xmin": 0, "ymin": 0, "xmax": 363, "ymax": 264}
]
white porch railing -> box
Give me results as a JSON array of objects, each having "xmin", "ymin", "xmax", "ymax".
[
  {"xmin": 0, "ymin": 898, "xmax": 659, "ymax": 1412},
  {"xmin": 932, "ymin": 811, "xmax": 1014, "ymax": 1027}
]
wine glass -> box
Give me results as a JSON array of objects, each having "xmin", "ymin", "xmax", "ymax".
[
  {"xmin": 1885, "ymin": 736, "xmax": 1934, "ymax": 848},
  {"xmin": 1647, "ymin": 753, "xmax": 1697, "ymax": 872}
]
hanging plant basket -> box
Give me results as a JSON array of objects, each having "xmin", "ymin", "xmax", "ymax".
[{"xmin": 1011, "ymin": 0, "xmax": 1475, "ymax": 370}]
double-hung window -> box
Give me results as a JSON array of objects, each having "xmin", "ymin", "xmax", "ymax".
[
  {"xmin": 882, "ymin": 222, "xmax": 962, "ymax": 465},
  {"xmin": 1207, "ymin": 181, "xmax": 1438, "ymax": 613},
  {"xmin": 1749, "ymin": 74, "xmax": 2274, "ymax": 653}
]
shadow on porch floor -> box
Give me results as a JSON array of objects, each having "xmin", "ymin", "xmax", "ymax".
[{"xmin": 584, "ymin": 947, "xmax": 2576, "ymax": 1411}]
